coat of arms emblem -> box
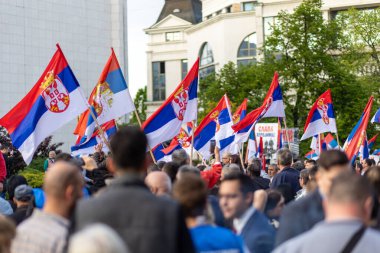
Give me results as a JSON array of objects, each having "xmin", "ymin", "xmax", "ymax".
[
  {"xmin": 40, "ymin": 71, "xmax": 70, "ymax": 113},
  {"xmin": 317, "ymin": 98, "xmax": 329, "ymax": 125},
  {"xmin": 92, "ymin": 82, "xmax": 114, "ymax": 117},
  {"xmin": 171, "ymin": 85, "xmax": 189, "ymax": 120}
]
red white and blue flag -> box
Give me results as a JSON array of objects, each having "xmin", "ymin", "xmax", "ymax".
[
  {"xmin": 371, "ymin": 108, "xmax": 380, "ymax": 124},
  {"xmin": 162, "ymin": 128, "xmax": 191, "ymax": 156},
  {"xmin": 215, "ymin": 95, "xmax": 235, "ymax": 155},
  {"xmin": 305, "ymin": 150, "xmax": 318, "ymax": 160},
  {"xmin": 73, "ymin": 49, "xmax": 134, "ymax": 145},
  {"xmin": 368, "ymin": 134, "xmax": 378, "ymax": 151},
  {"xmin": 71, "ymin": 120, "xmax": 117, "ymax": 156},
  {"xmin": 232, "ymin": 72, "xmax": 285, "ymax": 142},
  {"xmin": 343, "ymin": 96, "xmax": 374, "ymax": 160},
  {"xmin": 359, "ymin": 136, "xmax": 370, "ymax": 159},
  {"xmin": 247, "ymin": 130, "xmax": 257, "ymax": 161},
  {"xmin": 301, "ymin": 89, "xmax": 337, "ymax": 141},
  {"xmin": 0, "ymin": 45, "xmax": 87, "ymax": 164},
  {"xmin": 373, "ymin": 149, "xmax": 380, "ymax": 156},
  {"xmin": 324, "ymin": 133, "xmax": 339, "ymax": 150},
  {"xmin": 152, "ymin": 144, "xmax": 172, "ymax": 163},
  {"xmin": 143, "ymin": 59, "xmax": 199, "ymax": 148},
  {"xmin": 310, "ymin": 134, "xmax": 327, "ymax": 155},
  {"xmin": 232, "ymin": 99, "xmax": 248, "ymax": 124}
]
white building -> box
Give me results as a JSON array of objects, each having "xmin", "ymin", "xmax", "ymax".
[
  {"xmin": 145, "ymin": 0, "xmax": 380, "ymax": 115},
  {"xmin": 0, "ymin": 0, "xmax": 128, "ymax": 151}
]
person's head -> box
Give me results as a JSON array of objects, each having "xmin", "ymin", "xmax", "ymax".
[
  {"xmin": 43, "ymin": 161, "xmax": 84, "ymax": 217},
  {"xmin": 145, "ymin": 171, "xmax": 172, "ymax": 197},
  {"xmin": 325, "ymin": 172, "xmax": 373, "ymax": 224},
  {"xmin": 305, "ymin": 159, "xmax": 317, "ymax": 170},
  {"xmin": 0, "ymin": 216, "xmax": 16, "ymax": 253},
  {"xmin": 355, "ymin": 161, "xmax": 363, "ymax": 175},
  {"xmin": 13, "ymin": 184, "xmax": 34, "ymax": 207},
  {"xmin": 162, "ymin": 162, "xmax": 180, "ymax": 183},
  {"xmin": 247, "ymin": 159, "xmax": 262, "ymax": 178},
  {"xmin": 7, "ymin": 175, "xmax": 28, "ymax": 201},
  {"xmin": 219, "ymin": 173, "xmax": 255, "ymax": 220},
  {"xmin": 176, "ymin": 165, "xmax": 200, "ymax": 180},
  {"xmin": 147, "ymin": 163, "xmax": 160, "ymax": 174},
  {"xmin": 173, "ymin": 174, "xmax": 207, "ymax": 222},
  {"xmin": 264, "ymin": 190, "xmax": 285, "ymax": 219},
  {"xmin": 157, "ymin": 161, "xmax": 166, "ymax": 170},
  {"xmin": 55, "ymin": 152, "xmax": 73, "ymax": 162},
  {"xmin": 172, "ymin": 149, "xmax": 189, "ymax": 166},
  {"xmin": 221, "ymin": 163, "xmax": 241, "ymax": 180},
  {"xmin": 361, "ymin": 158, "xmax": 373, "ymax": 170},
  {"xmin": 317, "ymin": 150, "xmax": 350, "ymax": 196},
  {"xmin": 267, "ymin": 164, "xmax": 278, "ymax": 178},
  {"xmin": 0, "ymin": 145, "xmax": 8, "ymax": 154},
  {"xmin": 108, "ymin": 126, "xmax": 147, "ymax": 174},
  {"xmin": 276, "ymin": 148, "xmax": 293, "ymax": 169},
  {"xmin": 230, "ymin": 154, "xmax": 242, "ymax": 169},
  {"xmin": 222, "ymin": 152, "xmax": 232, "ymax": 165},
  {"xmin": 365, "ymin": 166, "xmax": 380, "ymax": 200},
  {"xmin": 292, "ymin": 161, "xmax": 304, "ymax": 172},
  {"xmin": 68, "ymin": 224, "xmax": 129, "ymax": 253},
  {"xmin": 299, "ymin": 169, "xmax": 310, "ymax": 188},
  {"xmin": 48, "ymin": 151, "xmax": 56, "ymax": 159}
]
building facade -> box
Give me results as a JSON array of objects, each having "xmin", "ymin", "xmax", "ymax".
[
  {"xmin": 145, "ymin": 0, "xmax": 380, "ymax": 116},
  {"xmin": 0, "ymin": 0, "xmax": 128, "ymax": 151}
]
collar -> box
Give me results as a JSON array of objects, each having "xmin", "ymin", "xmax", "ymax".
[
  {"xmin": 34, "ymin": 209, "xmax": 70, "ymax": 228},
  {"xmin": 233, "ymin": 206, "xmax": 255, "ymax": 234},
  {"xmin": 110, "ymin": 173, "xmax": 147, "ymax": 188}
]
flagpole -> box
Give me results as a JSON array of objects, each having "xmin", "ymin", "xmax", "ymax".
[
  {"xmin": 87, "ymin": 109, "xmax": 112, "ymax": 151},
  {"xmin": 318, "ymin": 133, "xmax": 322, "ymax": 154},
  {"xmin": 190, "ymin": 120, "xmax": 196, "ymax": 166},
  {"xmin": 283, "ymin": 118, "xmax": 291, "ymax": 149},
  {"xmin": 335, "ymin": 132, "xmax": 341, "ymax": 148},
  {"xmin": 238, "ymin": 148, "xmax": 245, "ymax": 170},
  {"xmin": 133, "ymin": 109, "xmax": 157, "ymax": 164}
]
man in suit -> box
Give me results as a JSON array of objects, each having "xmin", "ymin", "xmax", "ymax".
[
  {"xmin": 270, "ymin": 148, "xmax": 300, "ymax": 200},
  {"xmin": 276, "ymin": 150, "xmax": 350, "ymax": 246},
  {"xmin": 247, "ymin": 159, "xmax": 270, "ymax": 190},
  {"xmin": 219, "ymin": 173, "xmax": 275, "ymax": 253},
  {"xmin": 72, "ymin": 126, "xmax": 194, "ymax": 253}
]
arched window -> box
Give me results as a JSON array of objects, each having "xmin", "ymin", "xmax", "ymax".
[
  {"xmin": 237, "ymin": 33, "xmax": 257, "ymax": 66},
  {"xmin": 199, "ymin": 42, "xmax": 215, "ymax": 78}
]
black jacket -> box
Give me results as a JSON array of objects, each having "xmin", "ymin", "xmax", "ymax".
[
  {"xmin": 8, "ymin": 205, "xmax": 33, "ymax": 225},
  {"xmin": 72, "ymin": 173, "xmax": 195, "ymax": 253}
]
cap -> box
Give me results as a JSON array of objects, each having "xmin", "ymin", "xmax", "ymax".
[{"xmin": 14, "ymin": 184, "xmax": 34, "ymax": 202}]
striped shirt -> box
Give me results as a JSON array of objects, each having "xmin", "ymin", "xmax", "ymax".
[{"xmin": 11, "ymin": 209, "xmax": 69, "ymax": 253}]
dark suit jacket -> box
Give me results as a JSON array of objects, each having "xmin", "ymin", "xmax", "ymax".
[
  {"xmin": 241, "ymin": 210, "xmax": 275, "ymax": 253},
  {"xmin": 270, "ymin": 167, "xmax": 301, "ymax": 196},
  {"xmin": 252, "ymin": 177, "xmax": 270, "ymax": 190},
  {"xmin": 275, "ymin": 190, "xmax": 324, "ymax": 246},
  {"xmin": 72, "ymin": 174, "xmax": 195, "ymax": 253}
]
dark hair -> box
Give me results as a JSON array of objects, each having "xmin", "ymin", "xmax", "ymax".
[
  {"xmin": 172, "ymin": 149, "xmax": 189, "ymax": 166},
  {"xmin": 7, "ymin": 175, "xmax": 28, "ymax": 200},
  {"xmin": 110, "ymin": 126, "xmax": 147, "ymax": 170},
  {"xmin": 276, "ymin": 184, "xmax": 294, "ymax": 204},
  {"xmin": 173, "ymin": 174, "xmax": 207, "ymax": 218},
  {"xmin": 292, "ymin": 161, "xmax": 304, "ymax": 172},
  {"xmin": 222, "ymin": 173, "xmax": 255, "ymax": 195},
  {"xmin": 264, "ymin": 190, "xmax": 283, "ymax": 213},
  {"xmin": 308, "ymin": 165, "xmax": 319, "ymax": 180},
  {"xmin": 247, "ymin": 159, "xmax": 261, "ymax": 178},
  {"xmin": 366, "ymin": 166, "xmax": 380, "ymax": 197},
  {"xmin": 365, "ymin": 158, "xmax": 374, "ymax": 167},
  {"xmin": 147, "ymin": 163, "xmax": 160, "ymax": 174},
  {"xmin": 197, "ymin": 164, "xmax": 207, "ymax": 171},
  {"xmin": 55, "ymin": 153, "xmax": 73, "ymax": 162},
  {"xmin": 157, "ymin": 161, "xmax": 166, "ymax": 170},
  {"xmin": 230, "ymin": 154, "xmax": 243, "ymax": 171},
  {"xmin": 300, "ymin": 169, "xmax": 310, "ymax": 185},
  {"xmin": 329, "ymin": 172, "xmax": 372, "ymax": 205},
  {"xmin": 162, "ymin": 162, "xmax": 180, "ymax": 183},
  {"xmin": 305, "ymin": 159, "xmax": 317, "ymax": 166},
  {"xmin": 277, "ymin": 149, "xmax": 293, "ymax": 166},
  {"xmin": 355, "ymin": 162, "xmax": 363, "ymax": 172},
  {"xmin": 318, "ymin": 150, "xmax": 349, "ymax": 171}
]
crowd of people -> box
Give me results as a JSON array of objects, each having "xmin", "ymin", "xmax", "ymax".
[{"xmin": 0, "ymin": 126, "xmax": 379, "ymax": 253}]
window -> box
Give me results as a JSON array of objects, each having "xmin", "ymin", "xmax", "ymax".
[
  {"xmin": 199, "ymin": 42, "xmax": 215, "ymax": 78},
  {"xmin": 263, "ymin": 16, "xmax": 278, "ymax": 42},
  {"xmin": 237, "ymin": 33, "xmax": 257, "ymax": 66},
  {"xmin": 166, "ymin": 32, "xmax": 181, "ymax": 42},
  {"xmin": 242, "ymin": 2, "xmax": 256, "ymax": 12},
  {"xmin": 152, "ymin": 62, "xmax": 166, "ymax": 101},
  {"xmin": 181, "ymin": 59, "xmax": 188, "ymax": 80}
]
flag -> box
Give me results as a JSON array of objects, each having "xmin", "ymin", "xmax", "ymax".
[
  {"xmin": 232, "ymin": 99, "xmax": 248, "ymax": 124},
  {"xmin": 278, "ymin": 118, "xmax": 283, "ymax": 149},
  {"xmin": 301, "ymin": 89, "xmax": 337, "ymax": 141},
  {"xmin": 373, "ymin": 149, "xmax": 380, "ymax": 156},
  {"xmin": 343, "ymin": 96, "xmax": 374, "ymax": 160},
  {"xmin": 143, "ymin": 59, "xmax": 199, "ymax": 148},
  {"xmin": 232, "ymin": 72, "xmax": 285, "ymax": 142},
  {"xmin": 152, "ymin": 144, "xmax": 172, "ymax": 162},
  {"xmin": 247, "ymin": 130, "xmax": 257, "ymax": 161},
  {"xmin": 257, "ymin": 136, "xmax": 264, "ymax": 158},
  {"xmin": 310, "ymin": 134, "xmax": 327, "ymax": 155},
  {"xmin": 186, "ymin": 122, "xmax": 194, "ymax": 135},
  {"xmin": 324, "ymin": 133, "xmax": 339, "ymax": 150},
  {"xmin": 214, "ymin": 95, "xmax": 235, "ymax": 154},
  {"xmin": 71, "ymin": 120, "xmax": 117, "ymax": 156},
  {"xmin": 0, "ymin": 45, "xmax": 87, "ymax": 164},
  {"xmin": 371, "ymin": 108, "xmax": 380, "ymax": 123},
  {"xmin": 193, "ymin": 95, "xmax": 232, "ymax": 159},
  {"xmin": 368, "ymin": 134, "xmax": 378, "ymax": 151},
  {"xmin": 73, "ymin": 49, "xmax": 134, "ymax": 144},
  {"xmin": 162, "ymin": 128, "xmax": 191, "ymax": 155},
  {"xmin": 359, "ymin": 137, "xmax": 369, "ymax": 159},
  {"xmin": 305, "ymin": 150, "xmax": 318, "ymax": 160}
]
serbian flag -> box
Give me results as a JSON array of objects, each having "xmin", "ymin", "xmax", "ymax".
[
  {"xmin": 247, "ymin": 130, "xmax": 257, "ymax": 161},
  {"xmin": 373, "ymin": 149, "xmax": 380, "ymax": 156},
  {"xmin": 359, "ymin": 137, "xmax": 370, "ymax": 159},
  {"xmin": 233, "ymin": 72, "xmax": 285, "ymax": 142},
  {"xmin": 343, "ymin": 96, "xmax": 374, "ymax": 160},
  {"xmin": 232, "ymin": 99, "xmax": 248, "ymax": 124},
  {"xmin": 162, "ymin": 128, "xmax": 191, "ymax": 155},
  {"xmin": 152, "ymin": 144, "xmax": 172, "ymax": 162},
  {"xmin": 143, "ymin": 59, "xmax": 199, "ymax": 148},
  {"xmin": 71, "ymin": 120, "xmax": 117, "ymax": 156},
  {"xmin": 278, "ymin": 118, "xmax": 283, "ymax": 149},
  {"xmin": 0, "ymin": 45, "xmax": 87, "ymax": 164},
  {"xmin": 310, "ymin": 134, "xmax": 327, "ymax": 154},
  {"xmin": 368, "ymin": 134, "xmax": 378, "ymax": 151},
  {"xmin": 324, "ymin": 133, "xmax": 339, "ymax": 150},
  {"xmin": 74, "ymin": 49, "xmax": 134, "ymax": 144},
  {"xmin": 257, "ymin": 136, "xmax": 264, "ymax": 158},
  {"xmin": 301, "ymin": 89, "xmax": 337, "ymax": 141},
  {"xmin": 371, "ymin": 108, "xmax": 380, "ymax": 123},
  {"xmin": 215, "ymin": 95, "xmax": 235, "ymax": 154},
  {"xmin": 193, "ymin": 95, "xmax": 232, "ymax": 159},
  {"xmin": 305, "ymin": 150, "xmax": 318, "ymax": 160}
]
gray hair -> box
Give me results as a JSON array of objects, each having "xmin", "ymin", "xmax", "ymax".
[
  {"xmin": 222, "ymin": 163, "xmax": 241, "ymax": 176},
  {"xmin": 277, "ymin": 148, "xmax": 293, "ymax": 167},
  {"xmin": 172, "ymin": 150, "xmax": 189, "ymax": 166},
  {"xmin": 68, "ymin": 224, "xmax": 129, "ymax": 253},
  {"xmin": 177, "ymin": 165, "xmax": 200, "ymax": 180}
]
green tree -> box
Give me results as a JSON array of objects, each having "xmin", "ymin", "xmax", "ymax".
[{"xmin": 131, "ymin": 86, "xmax": 147, "ymax": 124}]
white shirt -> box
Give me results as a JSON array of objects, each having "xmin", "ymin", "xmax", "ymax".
[{"xmin": 233, "ymin": 206, "xmax": 255, "ymax": 234}]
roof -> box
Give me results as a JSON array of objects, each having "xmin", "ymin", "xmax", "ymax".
[{"xmin": 156, "ymin": 0, "xmax": 202, "ymax": 24}]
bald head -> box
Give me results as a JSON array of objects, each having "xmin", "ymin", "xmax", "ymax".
[
  {"xmin": 145, "ymin": 171, "xmax": 172, "ymax": 197},
  {"xmin": 44, "ymin": 161, "xmax": 83, "ymax": 200}
]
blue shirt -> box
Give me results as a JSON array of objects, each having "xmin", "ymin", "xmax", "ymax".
[{"xmin": 190, "ymin": 224, "xmax": 245, "ymax": 253}]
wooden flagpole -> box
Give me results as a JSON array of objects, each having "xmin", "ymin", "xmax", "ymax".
[
  {"xmin": 335, "ymin": 132, "xmax": 341, "ymax": 148},
  {"xmin": 283, "ymin": 118, "xmax": 291, "ymax": 149},
  {"xmin": 133, "ymin": 109, "xmax": 157, "ymax": 164},
  {"xmin": 190, "ymin": 120, "xmax": 196, "ymax": 166},
  {"xmin": 88, "ymin": 109, "xmax": 112, "ymax": 151},
  {"xmin": 318, "ymin": 133, "xmax": 322, "ymax": 154}
]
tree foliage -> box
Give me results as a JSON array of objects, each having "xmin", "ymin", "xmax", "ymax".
[{"xmin": 131, "ymin": 86, "xmax": 147, "ymax": 124}]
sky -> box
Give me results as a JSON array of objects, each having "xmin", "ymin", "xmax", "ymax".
[{"xmin": 127, "ymin": 0, "xmax": 165, "ymax": 98}]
